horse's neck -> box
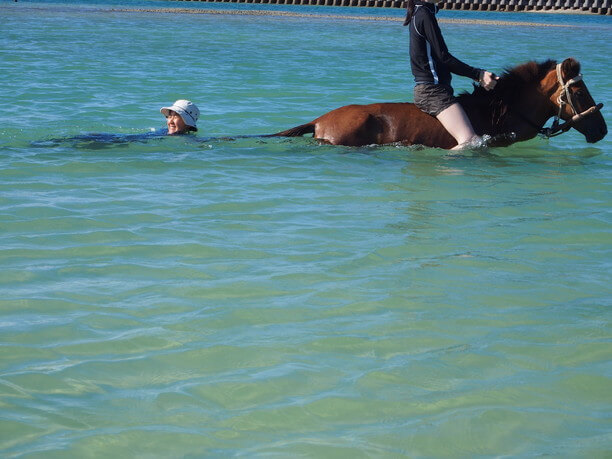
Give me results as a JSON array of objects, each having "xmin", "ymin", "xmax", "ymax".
[
  {"xmin": 463, "ymin": 78, "xmax": 557, "ymax": 142},
  {"xmin": 505, "ymin": 72, "xmax": 558, "ymax": 140}
]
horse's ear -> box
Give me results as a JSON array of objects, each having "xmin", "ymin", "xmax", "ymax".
[{"xmin": 561, "ymin": 57, "xmax": 581, "ymax": 79}]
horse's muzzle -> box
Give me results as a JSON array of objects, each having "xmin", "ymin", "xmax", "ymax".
[{"xmin": 574, "ymin": 103, "xmax": 607, "ymax": 143}]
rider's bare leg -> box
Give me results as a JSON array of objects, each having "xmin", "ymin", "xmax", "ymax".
[{"xmin": 436, "ymin": 103, "xmax": 481, "ymax": 150}]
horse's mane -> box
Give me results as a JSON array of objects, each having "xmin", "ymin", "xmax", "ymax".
[
  {"xmin": 457, "ymin": 59, "xmax": 558, "ymax": 129},
  {"xmin": 460, "ymin": 59, "xmax": 557, "ymax": 103}
]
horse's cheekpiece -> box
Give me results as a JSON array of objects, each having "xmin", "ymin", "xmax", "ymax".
[{"xmin": 270, "ymin": 58, "xmax": 607, "ymax": 149}]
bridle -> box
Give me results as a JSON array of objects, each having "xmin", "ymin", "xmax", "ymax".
[
  {"xmin": 511, "ymin": 63, "xmax": 586, "ymax": 138},
  {"xmin": 540, "ymin": 63, "xmax": 584, "ymax": 138}
]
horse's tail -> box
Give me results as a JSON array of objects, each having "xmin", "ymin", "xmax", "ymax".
[{"xmin": 270, "ymin": 122, "xmax": 315, "ymax": 138}]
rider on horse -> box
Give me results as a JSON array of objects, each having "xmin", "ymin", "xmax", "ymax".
[{"xmin": 405, "ymin": 0, "xmax": 498, "ymax": 149}]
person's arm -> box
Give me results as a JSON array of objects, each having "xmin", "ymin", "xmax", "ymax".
[{"xmin": 420, "ymin": 11, "xmax": 481, "ymax": 81}]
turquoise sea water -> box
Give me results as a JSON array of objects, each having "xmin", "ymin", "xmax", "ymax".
[{"xmin": 1, "ymin": 1, "xmax": 611, "ymax": 456}]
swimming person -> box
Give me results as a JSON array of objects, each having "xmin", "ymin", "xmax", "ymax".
[
  {"xmin": 404, "ymin": 0, "xmax": 498, "ymax": 150},
  {"xmin": 160, "ymin": 99, "xmax": 200, "ymax": 135},
  {"xmin": 31, "ymin": 100, "xmax": 201, "ymax": 148}
]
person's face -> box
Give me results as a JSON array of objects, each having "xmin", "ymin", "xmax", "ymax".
[{"xmin": 165, "ymin": 110, "xmax": 188, "ymax": 135}]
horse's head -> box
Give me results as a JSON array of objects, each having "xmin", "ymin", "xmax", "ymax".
[{"xmin": 552, "ymin": 58, "xmax": 607, "ymax": 143}]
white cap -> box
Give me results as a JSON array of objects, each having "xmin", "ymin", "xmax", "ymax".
[{"xmin": 160, "ymin": 99, "xmax": 199, "ymax": 130}]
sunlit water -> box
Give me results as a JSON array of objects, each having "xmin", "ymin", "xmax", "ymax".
[{"xmin": 1, "ymin": 1, "xmax": 611, "ymax": 456}]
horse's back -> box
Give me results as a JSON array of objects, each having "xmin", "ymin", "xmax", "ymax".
[
  {"xmin": 273, "ymin": 101, "xmax": 455, "ymax": 148},
  {"xmin": 314, "ymin": 102, "xmax": 453, "ymax": 147},
  {"xmin": 313, "ymin": 104, "xmax": 391, "ymax": 146}
]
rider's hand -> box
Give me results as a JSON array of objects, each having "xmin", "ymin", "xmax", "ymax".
[{"xmin": 479, "ymin": 70, "xmax": 499, "ymax": 91}]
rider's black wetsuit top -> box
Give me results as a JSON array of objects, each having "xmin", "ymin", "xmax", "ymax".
[{"xmin": 406, "ymin": 1, "xmax": 481, "ymax": 86}]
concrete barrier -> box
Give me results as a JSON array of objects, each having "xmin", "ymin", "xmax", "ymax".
[{"xmin": 167, "ymin": 0, "xmax": 610, "ymax": 13}]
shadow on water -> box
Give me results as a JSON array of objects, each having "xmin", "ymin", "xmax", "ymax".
[
  {"xmin": 30, "ymin": 130, "xmax": 178, "ymax": 150},
  {"xmin": 26, "ymin": 130, "xmax": 294, "ymax": 150}
]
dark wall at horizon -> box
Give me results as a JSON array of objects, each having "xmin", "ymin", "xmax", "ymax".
[{"xmin": 169, "ymin": 0, "xmax": 611, "ymax": 15}]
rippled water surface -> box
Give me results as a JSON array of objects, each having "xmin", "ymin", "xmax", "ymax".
[{"xmin": 1, "ymin": 1, "xmax": 611, "ymax": 457}]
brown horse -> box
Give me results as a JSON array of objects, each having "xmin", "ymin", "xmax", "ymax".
[{"xmin": 271, "ymin": 58, "xmax": 607, "ymax": 149}]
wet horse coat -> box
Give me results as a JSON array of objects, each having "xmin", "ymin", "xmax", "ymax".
[{"xmin": 272, "ymin": 58, "xmax": 607, "ymax": 148}]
